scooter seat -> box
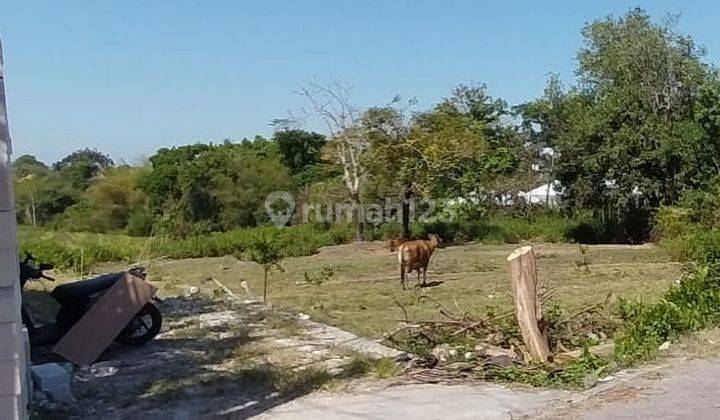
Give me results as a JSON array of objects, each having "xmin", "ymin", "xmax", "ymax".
[{"xmin": 51, "ymin": 273, "xmax": 123, "ymax": 305}]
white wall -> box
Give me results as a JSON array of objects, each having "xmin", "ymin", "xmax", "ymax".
[{"xmin": 0, "ymin": 37, "xmax": 28, "ymax": 420}]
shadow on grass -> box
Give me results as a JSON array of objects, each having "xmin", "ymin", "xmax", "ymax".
[{"xmin": 419, "ymin": 280, "xmax": 445, "ymax": 289}]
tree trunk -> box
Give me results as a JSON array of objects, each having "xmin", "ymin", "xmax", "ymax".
[
  {"xmin": 263, "ymin": 268, "xmax": 268, "ymax": 303},
  {"xmin": 507, "ymin": 246, "xmax": 551, "ymax": 363},
  {"xmin": 401, "ymin": 188, "xmax": 411, "ymax": 239},
  {"xmin": 30, "ymin": 193, "xmax": 36, "ymax": 226},
  {"xmin": 352, "ymin": 193, "xmax": 364, "ymax": 241}
]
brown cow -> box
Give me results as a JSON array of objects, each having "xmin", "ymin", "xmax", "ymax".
[
  {"xmin": 388, "ymin": 237, "xmax": 409, "ymax": 252},
  {"xmin": 397, "ymin": 234, "xmax": 440, "ymax": 289}
]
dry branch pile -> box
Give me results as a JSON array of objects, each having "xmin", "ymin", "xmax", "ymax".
[{"xmin": 385, "ymin": 285, "xmax": 617, "ymax": 383}]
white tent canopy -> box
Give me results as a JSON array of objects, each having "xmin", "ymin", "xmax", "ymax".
[{"xmin": 518, "ymin": 181, "xmax": 561, "ymax": 207}]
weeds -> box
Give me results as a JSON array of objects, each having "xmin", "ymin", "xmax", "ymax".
[
  {"xmin": 344, "ymin": 355, "xmax": 401, "ymax": 379},
  {"xmin": 487, "ymin": 350, "xmax": 608, "ymax": 389},
  {"xmin": 612, "ymin": 205, "xmax": 720, "ymax": 365},
  {"xmin": 18, "ymin": 212, "xmax": 620, "ymax": 275},
  {"xmin": 574, "ymin": 245, "xmax": 591, "ymax": 273},
  {"xmin": 303, "ymin": 266, "xmax": 335, "ymax": 286},
  {"xmin": 265, "ymin": 313, "xmax": 306, "ymax": 337},
  {"xmin": 614, "ymin": 266, "xmax": 720, "ymax": 364},
  {"xmin": 18, "ymin": 223, "xmax": 354, "ymax": 275},
  {"xmin": 472, "ymin": 261, "xmax": 498, "ymax": 273}
]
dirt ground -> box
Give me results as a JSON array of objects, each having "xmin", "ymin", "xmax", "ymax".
[
  {"xmin": 21, "ymin": 241, "xmax": 697, "ymax": 419},
  {"xmin": 31, "ymin": 289, "xmax": 399, "ymax": 419},
  {"xmin": 129, "ymin": 242, "xmax": 681, "ymax": 339}
]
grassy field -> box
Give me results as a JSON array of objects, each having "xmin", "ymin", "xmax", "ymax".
[{"xmin": 107, "ymin": 241, "xmax": 682, "ymax": 339}]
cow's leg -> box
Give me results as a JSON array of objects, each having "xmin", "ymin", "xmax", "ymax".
[
  {"xmin": 400, "ymin": 264, "xmax": 406, "ymax": 290},
  {"xmin": 422, "ymin": 266, "xmax": 428, "ymax": 286},
  {"xmin": 416, "ymin": 270, "xmax": 421, "ymax": 287}
]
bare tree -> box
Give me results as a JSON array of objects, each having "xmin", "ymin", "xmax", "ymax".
[{"xmin": 297, "ymin": 79, "xmax": 368, "ymax": 241}]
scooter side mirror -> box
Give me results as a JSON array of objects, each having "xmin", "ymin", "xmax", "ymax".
[{"xmin": 128, "ymin": 267, "xmax": 147, "ymax": 280}]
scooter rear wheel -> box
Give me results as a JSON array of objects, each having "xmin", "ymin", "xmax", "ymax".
[{"xmin": 116, "ymin": 303, "xmax": 162, "ymax": 346}]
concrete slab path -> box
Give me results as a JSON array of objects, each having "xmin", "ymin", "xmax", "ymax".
[
  {"xmin": 255, "ymin": 357, "xmax": 720, "ymax": 420},
  {"xmin": 253, "ymin": 383, "xmax": 569, "ymax": 420}
]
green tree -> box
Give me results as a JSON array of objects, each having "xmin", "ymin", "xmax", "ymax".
[
  {"xmin": 273, "ymin": 129, "xmax": 326, "ymax": 185},
  {"xmin": 142, "ymin": 143, "xmax": 212, "ymax": 214},
  {"xmin": 244, "ymin": 231, "xmax": 284, "ymax": 303},
  {"xmin": 411, "ymin": 84, "xmax": 522, "ymax": 198},
  {"xmin": 12, "ymin": 155, "xmax": 48, "ymax": 178},
  {"xmin": 515, "ymin": 74, "xmax": 579, "ymax": 207},
  {"xmin": 57, "ymin": 166, "xmax": 150, "ymax": 234},
  {"xmin": 53, "ymin": 148, "xmax": 114, "ymax": 190},
  {"xmin": 364, "ymin": 104, "xmax": 415, "ymax": 237},
  {"xmin": 691, "ymin": 76, "xmax": 720, "ymax": 181},
  {"xmin": 210, "ymin": 145, "xmax": 295, "ymax": 230},
  {"xmin": 366, "ymin": 86, "xmax": 524, "ymax": 235},
  {"xmin": 52, "ymin": 148, "xmax": 114, "ymax": 171},
  {"xmin": 142, "ymin": 141, "xmax": 293, "ymax": 237},
  {"xmin": 553, "ymin": 8, "xmax": 712, "ymax": 240},
  {"xmin": 14, "ymin": 173, "xmax": 77, "ymax": 225}
]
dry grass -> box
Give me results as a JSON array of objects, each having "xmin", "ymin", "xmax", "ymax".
[{"xmin": 128, "ymin": 241, "xmax": 681, "ymax": 339}]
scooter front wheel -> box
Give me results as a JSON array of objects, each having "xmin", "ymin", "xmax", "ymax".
[{"xmin": 116, "ymin": 303, "xmax": 163, "ymax": 346}]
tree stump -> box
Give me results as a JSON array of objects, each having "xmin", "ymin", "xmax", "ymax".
[{"xmin": 507, "ymin": 246, "xmax": 551, "ymax": 363}]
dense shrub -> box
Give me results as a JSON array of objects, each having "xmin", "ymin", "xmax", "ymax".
[
  {"xmin": 411, "ymin": 219, "xmax": 491, "ymax": 243},
  {"xmin": 19, "ymin": 210, "xmax": 644, "ymax": 277},
  {"xmin": 653, "ymin": 206, "xmax": 693, "ymax": 241},
  {"xmin": 18, "ymin": 228, "xmax": 142, "ymax": 273},
  {"xmin": 141, "ymin": 141, "xmax": 295, "ymax": 237},
  {"xmin": 127, "ymin": 209, "xmax": 156, "ymax": 237},
  {"xmin": 18, "ymin": 223, "xmax": 355, "ymax": 275},
  {"xmin": 563, "ymin": 216, "xmax": 608, "ymax": 244},
  {"xmin": 410, "ymin": 213, "xmax": 570, "ymax": 244},
  {"xmin": 489, "ymin": 214, "xmax": 567, "ymax": 243},
  {"xmin": 654, "ymin": 204, "xmax": 720, "ymax": 262},
  {"xmin": 616, "ymin": 203, "xmax": 720, "ymax": 364},
  {"xmin": 365, "ymin": 221, "xmax": 403, "ymax": 241},
  {"xmin": 675, "ymin": 187, "xmax": 720, "ymax": 228},
  {"xmin": 614, "ymin": 266, "xmax": 720, "ymax": 364}
]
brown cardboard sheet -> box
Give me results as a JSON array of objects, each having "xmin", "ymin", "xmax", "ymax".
[{"xmin": 52, "ymin": 273, "xmax": 157, "ymax": 366}]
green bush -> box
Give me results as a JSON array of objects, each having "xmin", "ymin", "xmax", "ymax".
[
  {"xmin": 363, "ymin": 222, "xmax": 403, "ymax": 241},
  {"xmin": 625, "ymin": 201, "xmax": 720, "ymax": 364},
  {"xmin": 654, "ymin": 205, "xmax": 720, "ymax": 263},
  {"xmin": 675, "ymin": 187, "xmax": 720, "ymax": 229},
  {"xmin": 491, "ymin": 214, "xmax": 567, "ymax": 243},
  {"xmin": 654, "ymin": 206, "xmax": 693, "ymax": 240},
  {"xmin": 303, "ymin": 266, "xmax": 335, "ymax": 286},
  {"xmin": 614, "ymin": 266, "xmax": 720, "ymax": 364},
  {"xmin": 488, "ymin": 350, "xmax": 608, "ymax": 389},
  {"xmin": 18, "ymin": 223, "xmax": 356, "ymax": 274},
  {"xmin": 127, "ymin": 209, "xmax": 156, "ymax": 237},
  {"xmin": 563, "ymin": 216, "xmax": 609, "ymax": 244},
  {"xmin": 409, "ymin": 213, "xmax": 568, "ymax": 244},
  {"xmin": 435, "ymin": 199, "xmax": 487, "ymax": 225},
  {"xmin": 18, "ymin": 227, "xmax": 143, "ymax": 273}
]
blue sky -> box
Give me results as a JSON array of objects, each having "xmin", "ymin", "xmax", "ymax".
[{"xmin": 1, "ymin": 1, "xmax": 720, "ymax": 164}]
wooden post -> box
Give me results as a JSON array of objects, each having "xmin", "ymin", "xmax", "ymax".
[{"xmin": 507, "ymin": 246, "xmax": 550, "ymax": 363}]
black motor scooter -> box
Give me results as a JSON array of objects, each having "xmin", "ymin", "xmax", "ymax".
[{"xmin": 19, "ymin": 253, "xmax": 163, "ymax": 348}]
